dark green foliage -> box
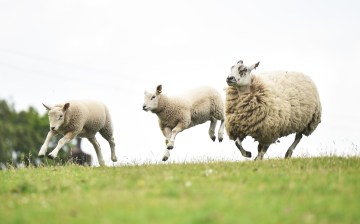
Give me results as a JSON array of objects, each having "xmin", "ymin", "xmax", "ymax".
[{"xmin": 0, "ymin": 99, "xmax": 70, "ymax": 166}]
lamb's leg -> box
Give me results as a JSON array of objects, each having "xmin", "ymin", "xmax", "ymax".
[
  {"xmin": 255, "ymin": 144, "xmax": 270, "ymax": 161},
  {"xmin": 167, "ymin": 123, "xmax": 185, "ymax": 150},
  {"xmin": 162, "ymin": 149, "xmax": 170, "ymax": 162},
  {"xmin": 48, "ymin": 132, "xmax": 76, "ymax": 159},
  {"xmin": 88, "ymin": 136, "xmax": 105, "ymax": 166},
  {"xmin": 285, "ymin": 133, "xmax": 303, "ymax": 158},
  {"xmin": 161, "ymin": 127, "xmax": 172, "ymax": 161},
  {"xmin": 208, "ymin": 118, "xmax": 217, "ymax": 142},
  {"xmin": 161, "ymin": 127, "xmax": 172, "ymax": 146},
  {"xmin": 235, "ymin": 137, "xmax": 252, "ymax": 158},
  {"xmin": 99, "ymin": 129, "xmax": 117, "ymax": 162},
  {"xmin": 38, "ymin": 131, "xmax": 57, "ymax": 157},
  {"xmin": 217, "ymin": 119, "xmax": 225, "ymax": 142}
]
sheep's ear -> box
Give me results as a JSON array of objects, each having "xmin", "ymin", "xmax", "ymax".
[
  {"xmin": 237, "ymin": 60, "xmax": 243, "ymax": 64},
  {"xmin": 156, "ymin": 85, "xmax": 162, "ymax": 95},
  {"xmin": 63, "ymin": 103, "xmax": 70, "ymax": 111},
  {"xmin": 248, "ymin": 61, "xmax": 260, "ymax": 71},
  {"xmin": 42, "ymin": 103, "xmax": 53, "ymax": 111}
]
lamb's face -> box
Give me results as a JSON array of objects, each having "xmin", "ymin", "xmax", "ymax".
[
  {"xmin": 143, "ymin": 85, "xmax": 162, "ymax": 113},
  {"xmin": 143, "ymin": 91, "xmax": 159, "ymax": 112},
  {"xmin": 43, "ymin": 103, "xmax": 70, "ymax": 132},
  {"xmin": 226, "ymin": 60, "xmax": 260, "ymax": 87}
]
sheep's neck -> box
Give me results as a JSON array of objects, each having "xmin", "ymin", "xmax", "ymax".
[{"xmin": 235, "ymin": 85, "xmax": 251, "ymax": 95}]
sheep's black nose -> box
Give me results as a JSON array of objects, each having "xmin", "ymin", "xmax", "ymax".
[
  {"xmin": 227, "ymin": 76, "xmax": 236, "ymax": 82},
  {"xmin": 142, "ymin": 105, "xmax": 146, "ymax": 110},
  {"xmin": 51, "ymin": 127, "xmax": 55, "ymax": 130}
]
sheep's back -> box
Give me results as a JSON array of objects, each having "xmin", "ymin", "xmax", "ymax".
[
  {"xmin": 186, "ymin": 87, "xmax": 224, "ymax": 126},
  {"xmin": 262, "ymin": 72, "xmax": 321, "ymax": 137},
  {"xmin": 65, "ymin": 100, "xmax": 110, "ymax": 134}
]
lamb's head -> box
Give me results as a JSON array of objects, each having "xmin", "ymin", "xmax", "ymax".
[
  {"xmin": 143, "ymin": 85, "xmax": 162, "ymax": 113},
  {"xmin": 43, "ymin": 103, "xmax": 70, "ymax": 132},
  {"xmin": 226, "ymin": 60, "xmax": 260, "ymax": 87}
]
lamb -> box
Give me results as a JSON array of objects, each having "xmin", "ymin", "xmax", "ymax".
[
  {"xmin": 38, "ymin": 100, "xmax": 117, "ymax": 166},
  {"xmin": 143, "ymin": 85, "xmax": 225, "ymax": 161},
  {"xmin": 225, "ymin": 60, "xmax": 321, "ymax": 160}
]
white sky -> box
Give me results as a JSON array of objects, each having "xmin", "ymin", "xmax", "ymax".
[{"xmin": 1, "ymin": 0, "xmax": 359, "ymax": 165}]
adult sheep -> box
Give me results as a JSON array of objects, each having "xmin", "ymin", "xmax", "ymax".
[
  {"xmin": 38, "ymin": 100, "xmax": 117, "ymax": 166},
  {"xmin": 225, "ymin": 60, "xmax": 321, "ymax": 160},
  {"xmin": 143, "ymin": 85, "xmax": 225, "ymax": 161}
]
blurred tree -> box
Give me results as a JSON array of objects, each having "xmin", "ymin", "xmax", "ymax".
[{"xmin": 0, "ymin": 99, "xmax": 91, "ymax": 167}]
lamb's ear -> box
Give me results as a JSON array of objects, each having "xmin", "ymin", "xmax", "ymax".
[
  {"xmin": 248, "ymin": 61, "xmax": 260, "ymax": 71},
  {"xmin": 156, "ymin": 85, "xmax": 162, "ymax": 95},
  {"xmin": 63, "ymin": 103, "xmax": 70, "ymax": 111},
  {"xmin": 42, "ymin": 103, "xmax": 53, "ymax": 111}
]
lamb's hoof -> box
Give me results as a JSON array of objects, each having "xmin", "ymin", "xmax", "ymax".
[
  {"xmin": 167, "ymin": 145, "xmax": 174, "ymax": 150},
  {"xmin": 38, "ymin": 154, "xmax": 45, "ymax": 158},
  {"xmin": 47, "ymin": 154, "xmax": 56, "ymax": 160},
  {"xmin": 211, "ymin": 136, "xmax": 216, "ymax": 142},
  {"xmin": 245, "ymin": 151, "xmax": 252, "ymax": 158},
  {"xmin": 162, "ymin": 156, "xmax": 169, "ymax": 162},
  {"xmin": 111, "ymin": 156, "xmax": 118, "ymax": 162},
  {"xmin": 218, "ymin": 137, "xmax": 223, "ymax": 143}
]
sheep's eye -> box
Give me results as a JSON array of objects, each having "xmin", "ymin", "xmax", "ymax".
[
  {"xmin": 239, "ymin": 68, "xmax": 247, "ymax": 76},
  {"xmin": 59, "ymin": 115, "xmax": 63, "ymax": 119},
  {"xmin": 151, "ymin": 96, "xmax": 156, "ymax": 100}
]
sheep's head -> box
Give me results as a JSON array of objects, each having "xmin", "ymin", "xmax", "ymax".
[
  {"xmin": 143, "ymin": 85, "xmax": 162, "ymax": 113},
  {"xmin": 43, "ymin": 103, "xmax": 70, "ymax": 132},
  {"xmin": 226, "ymin": 60, "xmax": 260, "ymax": 87}
]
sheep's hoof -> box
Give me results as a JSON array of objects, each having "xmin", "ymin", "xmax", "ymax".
[
  {"xmin": 162, "ymin": 156, "xmax": 169, "ymax": 162},
  {"xmin": 167, "ymin": 145, "xmax": 174, "ymax": 150},
  {"xmin": 285, "ymin": 150, "xmax": 293, "ymax": 158},
  {"xmin": 38, "ymin": 154, "xmax": 45, "ymax": 158},
  {"xmin": 47, "ymin": 154, "xmax": 55, "ymax": 160},
  {"xmin": 245, "ymin": 151, "xmax": 252, "ymax": 158},
  {"xmin": 211, "ymin": 136, "xmax": 216, "ymax": 142},
  {"xmin": 218, "ymin": 137, "xmax": 223, "ymax": 143},
  {"xmin": 111, "ymin": 156, "xmax": 118, "ymax": 162}
]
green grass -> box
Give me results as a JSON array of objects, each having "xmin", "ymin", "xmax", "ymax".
[{"xmin": 1, "ymin": 157, "xmax": 359, "ymax": 224}]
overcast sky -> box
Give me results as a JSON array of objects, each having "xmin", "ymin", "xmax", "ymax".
[{"xmin": 1, "ymin": 0, "xmax": 359, "ymax": 165}]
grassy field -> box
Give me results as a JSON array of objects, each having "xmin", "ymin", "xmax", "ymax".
[{"xmin": 1, "ymin": 157, "xmax": 359, "ymax": 224}]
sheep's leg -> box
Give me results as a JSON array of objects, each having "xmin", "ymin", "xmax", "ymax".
[
  {"xmin": 235, "ymin": 137, "xmax": 252, "ymax": 158},
  {"xmin": 161, "ymin": 127, "xmax": 172, "ymax": 161},
  {"xmin": 162, "ymin": 149, "xmax": 170, "ymax": 162},
  {"xmin": 285, "ymin": 133, "xmax": 303, "ymax": 158},
  {"xmin": 38, "ymin": 131, "xmax": 57, "ymax": 157},
  {"xmin": 161, "ymin": 127, "xmax": 172, "ymax": 146},
  {"xmin": 167, "ymin": 123, "xmax": 185, "ymax": 150},
  {"xmin": 208, "ymin": 118, "xmax": 217, "ymax": 142},
  {"xmin": 99, "ymin": 129, "xmax": 117, "ymax": 163},
  {"xmin": 88, "ymin": 136, "xmax": 106, "ymax": 166},
  {"xmin": 108, "ymin": 136, "xmax": 117, "ymax": 162},
  {"xmin": 48, "ymin": 132, "xmax": 76, "ymax": 159},
  {"xmin": 218, "ymin": 119, "xmax": 225, "ymax": 142},
  {"xmin": 255, "ymin": 144, "xmax": 270, "ymax": 161}
]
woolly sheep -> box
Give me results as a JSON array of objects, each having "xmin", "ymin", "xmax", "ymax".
[
  {"xmin": 38, "ymin": 100, "xmax": 117, "ymax": 166},
  {"xmin": 143, "ymin": 85, "xmax": 225, "ymax": 161},
  {"xmin": 225, "ymin": 60, "xmax": 321, "ymax": 160}
]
